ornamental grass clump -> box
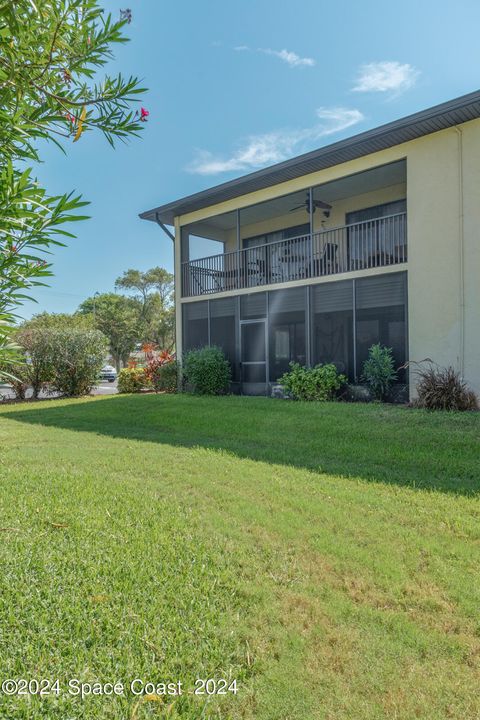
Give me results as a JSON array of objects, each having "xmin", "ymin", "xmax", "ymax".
[
  {"xmin": 279, "ymin": 362, "xmax": 346, "ymax": 401},
  {"xmin": 410, "ymin": 361, "xmax": 479, "ymax": 411}
]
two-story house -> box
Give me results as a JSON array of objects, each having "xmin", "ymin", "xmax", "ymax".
[{"xmin": 140, "ymin": 91, "xmax": 480, "ymax": 398}]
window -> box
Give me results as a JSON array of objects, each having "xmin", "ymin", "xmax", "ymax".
[
  {"xmin": 183, "ymin": 301, "xmax": 208, "ymax": 351},
  {"xmin": 311, "ymin": 280, "xmax": 354, "ymax": 380},
  {"xmin": 268, "ymin": 287, "xmax": 306, "ymax": 381},
  {"xmin": 210, "ymin": 297, "xmax": 238, "ymax": 381},
  {"xmin": 355, "ymin": 272, "xmax": 407, "ymax": 380}
]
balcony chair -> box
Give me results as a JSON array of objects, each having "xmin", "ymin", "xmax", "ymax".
[{"xmin": 314, "ymin": 242, "xmax": 338, "ymax": 276}]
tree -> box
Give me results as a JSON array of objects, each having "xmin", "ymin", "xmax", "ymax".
[
  {"xmin": 115, "ymin": 267, "xmax": 175, "ymax": 349},
  {"xmin": 115, "ymin": 267, "xmax": 174, "ymax": 311},
  {"xmin": 78, "ymin": 293, "xmax": 139, "ymax": 369},
  {"xmin": 143, "ymin": 293, "xmax": 175, "ymax": 351},
  {"xmin": 0, "ymin": 1, "xmax": 146, "ymax": 373}
]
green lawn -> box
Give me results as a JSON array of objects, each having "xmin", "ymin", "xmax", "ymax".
[{"xmin": 0, "ymin": 394, "xmax": 479, "ymax": 719}]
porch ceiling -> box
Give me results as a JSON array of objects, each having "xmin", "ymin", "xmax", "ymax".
[{"xmin": 186, "ymin": 160, "xmax": 406, "ymax": 234}]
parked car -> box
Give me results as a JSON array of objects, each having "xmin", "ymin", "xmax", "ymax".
[{"xmin": 99, "ymin": 364, "xmax": 117, "ymax": 382}]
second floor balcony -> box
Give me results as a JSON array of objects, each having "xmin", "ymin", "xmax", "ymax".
[{"xmin": 182, "ymin": 211, "xmax": 407, "ymax": 298}]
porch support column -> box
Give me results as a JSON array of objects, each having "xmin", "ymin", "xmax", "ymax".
[
  {"xmin": 308, "ymin": 187, "xmax": 314, "ymax": 277},
  {"xmin": 305, "ymin": 286, "xmax": 311, "ymax": 368},
  {"xmin": 174, "ymin": 216, "xmax": 183, "ymax": 386},
  {"xmin": 352, "ymin": 278, "xmax": 357, "ymax": 382},
  {"xmin": 236, "ymin": 208, "xmax": 241, "ymax": 250}
]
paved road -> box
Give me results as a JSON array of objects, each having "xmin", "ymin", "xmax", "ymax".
[
  {"xmin": 0, "ymin": 381, "xmax": 118, "ymax": 402},
  {"xmin": 92, "ymin": 380, "xmax": 118, "ymax": 396}
]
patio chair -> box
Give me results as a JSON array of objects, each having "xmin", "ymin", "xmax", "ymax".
[{"xmin": 315, "ymin": 242, "xmax": 338, "ymax": 275}]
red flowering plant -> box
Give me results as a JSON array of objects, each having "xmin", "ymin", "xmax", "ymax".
[
  {"xmin": 143, "ymin": 350, "xmax": 177, "ymax": 393},
  {"xmin": 142, "ymin": 342, "xmax": 157, "ymax": 362}
]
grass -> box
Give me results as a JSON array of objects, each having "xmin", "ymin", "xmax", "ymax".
[{"xmin": 0, "ymin": 394, "xmax": 479, "ymax": 719}]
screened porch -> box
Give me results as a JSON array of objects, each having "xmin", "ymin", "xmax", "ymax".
[{"xmin": 180, "ymin": 160, "xmax": 407, "ymax": 298}]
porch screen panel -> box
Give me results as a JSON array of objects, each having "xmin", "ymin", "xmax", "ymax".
[
  {"xmin": 210, "ymin": 297, "xmax": 238, "ymax": 381},
  {"xmin": 355, "ymin": 272, "xmax": 407, "ymax": 379},
  {"xmin": 268, "ymin": 287, "xmax": 306, "ymax": 381},
  {"xmin": 183, "ymin": 301, "xmax": 208, "ymax": 351},
  {"xmin": 240, "ymin": 292, "xmax": 266, "ymax": 319},
  {"xmin": 347, "ymin": 199, "xmax": 407, "ymax": 268},
  {"xmin": 311, "ymin": 280, "xmax": 354, "ymax": 380}
]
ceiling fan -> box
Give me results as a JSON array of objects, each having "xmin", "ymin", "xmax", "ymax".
[{"xmin": 289, "ymin": 192, "xmax": 332, "ymax": 217}]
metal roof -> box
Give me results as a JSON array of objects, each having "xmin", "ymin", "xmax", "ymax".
[{"xmin": 140, "ymin": 90, "xmax": 480, "ymax": 226}]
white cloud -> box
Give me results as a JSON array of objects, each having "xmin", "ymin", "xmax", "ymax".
[
  {"xmin": 233, "ymin": 45, "xmax": 315, "ymax": 67},
  {"xmin": 260, "ymin": 48, "xmax": 315, "ymax": 67},
  {"xmin": 188, "ymin": 107, "xmax": 363, "ymax": 175},
  {"xmin": 353, "ymin": 61, "xmax": 419, "ymax": 94}
]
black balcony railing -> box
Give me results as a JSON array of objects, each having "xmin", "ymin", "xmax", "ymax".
[{"xmin": 182, "ymin": 212, "xmax": 407, "ymax": 297}]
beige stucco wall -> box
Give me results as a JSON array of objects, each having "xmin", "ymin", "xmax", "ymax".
[
  {"xmin": 175, "ymin": 119, "xmax": 480, "ymax": 397},
  {"xmin": 406, "ymin": 122, "xmax": 480, "ymax": 396},
  {"xmin": 459, "ymin": 122, "xmax": 480, "ymax": 396}
]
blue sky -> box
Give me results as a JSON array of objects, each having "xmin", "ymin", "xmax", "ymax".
[{"xmin": 22, "ymin": 0, "xmax": 480, "ymax": 317}]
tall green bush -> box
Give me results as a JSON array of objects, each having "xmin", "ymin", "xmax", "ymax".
[
  {"xmin": 15, "ymin": 328, "xmax": 55, "ymax": 398},
  {"xmin": 0, "ymin": 329, "xmax": 55, "ymax": 400},
  {"xmin": 47, "ymin": 329, "xmax": 108, "ymax": 397},
  {"xmin": 183, "ymin": 346, "xmax": 231, "ymax": 395},
  {"xmin": 279, "ymin": 362, "xmax": 346, "ymax": 401},
  {"xmin": 0, "ymin": 352, "xmax": 29, "ymax": 400},
  {"xmin": 361, "ymin": 344, "xmax": 397, "ymax": 401}
]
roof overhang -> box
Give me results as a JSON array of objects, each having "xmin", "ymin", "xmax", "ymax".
[{"xmin": 140, "ymin": 89, "xmax": 480, "ymax": 226}]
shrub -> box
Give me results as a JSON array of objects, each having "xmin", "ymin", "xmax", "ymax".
[
  {"xmin": 144, "ymin": 351, "xmax": 177, "ymax": 393},
  {"xmin": 279, "ymin": 362, "xmax": 346, "ymax": 401},
  {"xmin": 411, "ymin": 361, "xmax": 479, "ymax": 411},
  {"xmin": 47, "ymin": 329, "xmax": 108, "ymax": 397},
  {"xmin": 361, "ymin": 344, "xmax": 397, "ymax": 401},
  {"xmin": 0, "ymin": 353, "xmax": 29, "ymax": 400},
  {"xmin": 15, "ymin": 328, "xmax": 55, "ymax": 398},
  {"xmin": 0, "ymin": 328, "xmax": 55, "ymax": 400},
  {"xmin": 1, "ymin": 328, "xmax": 106, "ymax": 400},
  {"xmin": 182, "ymin": 346, "xmax": 231, "ymax": 395},
  {"xmin": 117, "ymin": 367, "xmax": 147, "ymax": 394}
]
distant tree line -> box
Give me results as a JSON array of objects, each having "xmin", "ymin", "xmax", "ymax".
[{"xmin": 15, "ymin": 265, "xmax": 175, "ymax": 371}]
